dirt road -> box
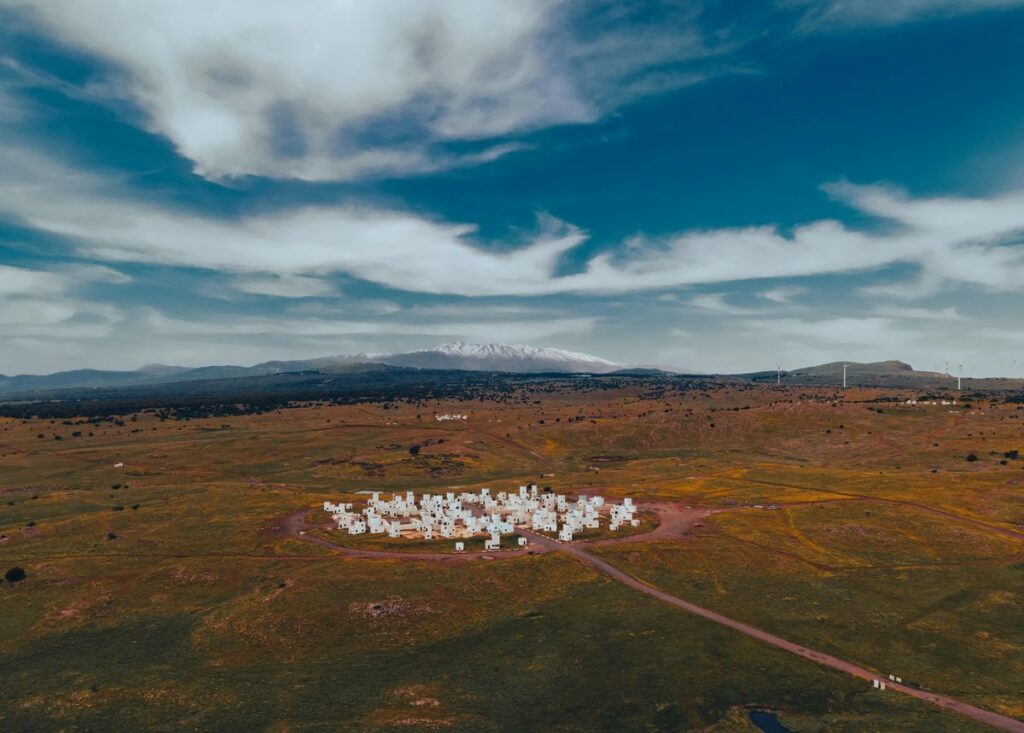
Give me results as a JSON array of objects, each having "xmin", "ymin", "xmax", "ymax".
[
  {"xmin": 517, "ymin": 526, "xmax": 1024, "ymax": 733},
  {"xmin": 278, "ymin": 510, "xmax": 548, "ymax": 562},
  {"xmin": 287, "ymin": 502, "xmax": 1024, "ymax": 731}
]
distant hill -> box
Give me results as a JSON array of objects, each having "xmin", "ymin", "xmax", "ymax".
[
  {"xmin": 744, "ymin": 360, "xmax": 980, "ymax": 389},
  {"xmin": 791, "ymin": 360, "xmax": 918, "ymax": 378}
]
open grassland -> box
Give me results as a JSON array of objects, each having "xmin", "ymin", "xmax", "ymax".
[{"xmin": 2, "ymin": 380, "xmax": 1023, "ymax": 730}]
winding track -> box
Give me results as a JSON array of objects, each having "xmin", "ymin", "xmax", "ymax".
[
  {"xmin": 288, "ymin": 503, "xmax": 1024, "ymax": 732},
  {"xmin": 517, "ymin": 527, "xmax": 1024, "ymax": 733}
]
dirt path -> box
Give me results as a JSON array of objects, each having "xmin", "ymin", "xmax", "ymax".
[
  {"xmin": 282, "ymin": 501, "xmax": 1024, "ymax": 730},
  {"xmin": 585, "ymin": 503, "xmax": 711, "ymax": 547},
  {"xmin": 278, "ymin": 510, "xmax": 548, "ymax": 562},
  {"xmin": 517, "ymin": 527, "xmax": 1024, "ymax": 733}
]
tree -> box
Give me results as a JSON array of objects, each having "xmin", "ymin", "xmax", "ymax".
[
  {"xmin": 4, "ymin": 567, "xmax": 26, "ymax": 583},
  {"xmin": 966, "ymin": 454, "xmax": 979, "ymax": 462}
]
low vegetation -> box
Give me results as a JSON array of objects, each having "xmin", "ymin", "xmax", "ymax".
[{"xmin": 2, "ymin": 377, "xmax": 1021, "ymax": 729}]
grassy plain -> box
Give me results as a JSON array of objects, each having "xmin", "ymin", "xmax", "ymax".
[{"xmin": 2, "ymin": 380, "xmax": 1022, "ymax": 730}]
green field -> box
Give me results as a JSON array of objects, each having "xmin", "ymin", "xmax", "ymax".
[{"xmin": 2, "ymin": 383, "xmax": 1022, "ymax": 730}]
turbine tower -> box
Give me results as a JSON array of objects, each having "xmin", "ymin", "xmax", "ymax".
[
  {"xmin": 777, "ymin": 365, "xmax": 782, "ymax": 386},
  {"xmin": 842, "ymin": 362, "xmax": 848, "ymax": 389},
  {"xmin": 956, "ymin": 362, "xmax": 964, "ymax": 391}
]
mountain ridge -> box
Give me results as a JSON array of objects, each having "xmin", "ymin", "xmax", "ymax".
[
  {"xmin": 0, "ymin": 342, "xmax": 622, "ymax": 394},
  {"xmin": 5, "ymin": 350, "xmax": 1021, "ymax": 397}
]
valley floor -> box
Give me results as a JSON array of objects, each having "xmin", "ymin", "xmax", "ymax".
[{"xmin": 2, "ymin": 380, "xmax": 1022, "ymax": 731}]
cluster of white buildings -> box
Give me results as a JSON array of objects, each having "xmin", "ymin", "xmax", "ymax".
[
  {"xmin": 904, "ymin": 399, "xmax": 957, "ymax": 406},
  {"xmin": 434, "ymin": 413, "xmax": 468, "ymax": 421},
  {"xmin": 323, "ymin": 484, "xmax": 639, "ymax": 551}
]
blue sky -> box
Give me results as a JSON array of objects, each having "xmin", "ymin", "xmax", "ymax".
[{"xmin": 2, "ymin": 0, "xmax": 1024, "ymax": 375}]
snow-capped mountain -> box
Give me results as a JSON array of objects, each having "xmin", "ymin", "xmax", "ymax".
[
  {"xmin": 376, "ymin": 342, "xmax": 621, "ymax": 373},
  {"xmin": 0, "ymin": 342, "xmax": 623, "ymax": 395}
]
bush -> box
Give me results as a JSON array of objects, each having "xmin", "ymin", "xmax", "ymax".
[
  {"xmin": 408, "ymin": 444, "xmax": 421, "ymax": 455},
  {"xmin": 966, "ymin": 454, "xmax": 979, "ymax": 462},
  {"xmin": 4, "ymin": 567, "xmax": 26, "ymax": 583}
]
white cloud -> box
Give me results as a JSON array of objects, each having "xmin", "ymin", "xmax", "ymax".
[
  {"xmin": 759, "ymin": 285, "xmax": 807, "ymax": 303},
  {"xmin": 230, "ymin": 274, "xmax": 337, "ymax": 299},
  {"xmin": 792, "ymin": 0, "xmax": 1024, "ymax": 29},
  {"xmin": 4, "ymin": 0, "xmax": 714, "ymax": 181},
  {"xmin": 868, "ymin": 306, "xmax": 964, "ymax": 321},
  {"xmin": 687, "ymin": 292, "xmax": 759, "ymax": 315},
  {"xmin": 0, "ymin": 264, "xmax": 125, "ymax": 349},
  {"xmin": 144, "ymin": 308, "xmax": 595, "ymax": 343},
  {"xmin": 3, "ymin": 144, "xmax": 1024, "ymax": 300},
  {"xmin": 0, "ymin": 264, "xmax": 66, "ymax": 296}
]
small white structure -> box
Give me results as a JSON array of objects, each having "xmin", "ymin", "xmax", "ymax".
[
  {"xmin": 517, "ymin": 536, "xmax": 528, "ymax": 547},
  {"xmin": 484, "ymin": 532, "xmax": 500, "ymax": 551},
  {"xmin": 454, "ymin": 541, "xmax": 465, "ymax": 552},
  {"xmin": 559, "ymin": 525, "xmax": 574, "ymax": 542},
  {"xmin": 113, "ymin": 462, "xmax": 124, "ymax": 468},
  {"xmin": 348, "ymin": 520, "xmax": 367, "ymax": 535}
]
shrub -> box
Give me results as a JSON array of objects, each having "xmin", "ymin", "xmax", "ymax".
[
  {"xmin": 4, "ymin": 567, "xmax": 26, "ymax": 583},
  {"xmin": 408, "ymin": 445, "xmax": 421, "ymax": 455},
  {"xmin": 966, "ymin": 454, "xmax": 979, "ymax": 462}
]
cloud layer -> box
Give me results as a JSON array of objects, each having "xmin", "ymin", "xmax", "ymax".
[
  {"xmin": 793, "ymin": 0, "xmax": 1024, "ymax": 29},
  {"xmin": 5, "ymin": 0, "xmax": 714, "ymax": 181},
  {"xmin": 3, "ymin": 142, "xmax": 1023, "ymax": 299},
  {"xmin": 3, "ymin": 0, "xmax": 1024, "ymax": 376}
]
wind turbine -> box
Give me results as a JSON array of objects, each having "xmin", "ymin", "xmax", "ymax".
[
  {"xmin": 777, "ymin": 365, "xmax": 782, "ymax": 386},
  {"xmin": 955, "ymin": 361, "xmax": 966, "ymax": 391},
  {"xmin": 842, "ymin": 362, "xmax": 848, "ymax": 389}
]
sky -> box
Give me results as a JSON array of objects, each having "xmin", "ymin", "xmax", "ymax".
[{"xmin": 1, "ymin": 0, "xmax": 1024, "ymax": 377}]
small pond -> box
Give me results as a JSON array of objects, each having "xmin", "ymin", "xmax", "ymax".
[{"xmin": 748, "ymin": 710, "xmax": 793, "ymax": 733}]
